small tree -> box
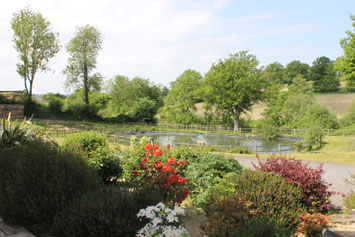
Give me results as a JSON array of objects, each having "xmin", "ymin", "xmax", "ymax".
[
  {"xmin": 339, "ymin": 14, "xmax": 355, "ymax": 92},
  {"xmin": 11, "ymin": 6, "xmax": 60, "ymax": 99},
  {"xmin": 284, "ymin": 60, "xmax": 310, "ymax": 84},
  {"xmin": 204, "ymin": 51, "xmax": 265, "ymax": 131},
  {"xmin": 64, "ymin": 25, "xmax": 103, "ymax": 105}
]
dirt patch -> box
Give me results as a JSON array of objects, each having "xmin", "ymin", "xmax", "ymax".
[{"xmin": 181, "ymin": 207, "xmax": 207, "ymax": 237}]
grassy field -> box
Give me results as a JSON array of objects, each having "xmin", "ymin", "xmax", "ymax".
[{"xmin": 222, "ymin": 136, "xmax": 355, "ymax": 164}]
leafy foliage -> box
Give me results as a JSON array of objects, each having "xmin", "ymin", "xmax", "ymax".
[
  {"xmin": 344, "ymin": 192, "xmax": 355, "ymax": 209},
  {"xmin": 339, "ymin": 14, "xmax": 355, "ymax": 92},
  {"xmin": 51, "ymin": 183, "xmax": 163, "ymax": 237},
  {"xmin": 232, "ymin": 170, "xmax": 306, "ymax": 231},
  {"xmin": 254, "ymin": 156, "xmax": 333, "ymax": 213},
  {"xmin": 263, "ymin": 61, "xmax": 285, "ymax": 84},
  {"xmin": 63, "ymin": 131, "xmax": 122, "ymax": 183},
  {"xmin": 203, "ymin": 196, "xmax": 256, "ymax": 237},
  {"xmin": 161, "ymin": 69, "xmax": 202, "ymax": 124},
  {"xmin": 0, "ymin": 141, "xmax": 99, "ymax": 234},
  {"xmin": 64, "ymin": 25, "xmax": 103, "ymax": 105},
  {"xmin": 0, "ymin": 114, "xmax": 56, "ymax": 150},
  {"xmin": 310, "ymin": 56, "xmax": 339, "ymax": 92},
  {"xmin": 284, "ymin": 60, "xmax": 310, "ymax": 84},
  {"xmin": 203, "ymin": 51, "xmax": 266, "ymax": 130},
  {"xmin": 204, "ymin": 170, "xmax": 305, "ymax": 234},
  {"xmin": 184, "ymin": 153, "xmax": 243, "ymax": 208},
  {"xmin": 11, "ymin": 6, "xmax": 60, "ymax": 98}
]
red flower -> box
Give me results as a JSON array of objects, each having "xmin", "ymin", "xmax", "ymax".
[
  {"xmin": 142, "ymin": 157, "xmax": 150, "ymax": 162},
  {"xmin": 182, "ymin": 189, "xmax": 189, "ymax": 198},
  {"xmin": 153, "ymin": 144, "xmax": 159, "ymax": 150},
  {"xmin": 169, "ymin": 175, "xmax": 178, "ymax": 183},
  {"xmin": 144, "ymin": 143, "xmax": 153, "ymax": 151},
  {"xmin": 178, "ymin": 160, "xmax": 187, "ymax": 165},
  {"xmin": 154, "ymin": 161, "xmax": 162, "ymax": 170},
  {"xmin": 145, "ymin": 152, "xmax": 150, "ymax": 156},
  {"xmin": 177, "ymin": 176, "xmax": 186, "ymax": 184},
  {"xmin": 167, "ymin": 158, "xmax": 176, "ymax": 164},
  {"xmin": 152, "ymin": 151, "xmax": 159, "ymax": 157},
  {"xmin": 166, "ymin": 144, "xmax": 171, "ymax": 149},
  {"xmin": 132, "ymin": 171, "xmax": 140, "ymax": 176}
]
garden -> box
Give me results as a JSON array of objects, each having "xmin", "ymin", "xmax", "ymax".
[{"xmin": 1, "ymin": 115, "xmax": 354, "ymax": 237}]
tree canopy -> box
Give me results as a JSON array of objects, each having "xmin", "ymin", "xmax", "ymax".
[
  {"xmin": 284, "ymin": 60, "xmax": 310, "ymax": 84},
  {"xmin": 203, "ymin": 51, "xmax": 265, "ymax": 131},
  {"xmin": 339, "ymin": 14, "xmax": 355, "ymax": 92},
  {"xmin": 63, "ymin": 25, "xmax": 103, "ymax": 105},
  {"xmin": 263, "ymin": 62, "xmax": 285, "ymax": 84},
  {"xmin": 309, "ymin": 56, "xmax": 339, "ymax": 92},
  {"xmin": 161, "ymin": 69, "xmax": 202, "ymax": 124},
  {"xmin": 11, "ymin": 6, "xmax": 60, "ymax": 98}
]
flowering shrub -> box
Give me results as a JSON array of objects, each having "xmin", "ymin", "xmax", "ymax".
[
  {"xmin": 132, "ymin": 143, "xmax": 189, "ymax": 204},
  {"xmin": 296, "ymin": 213, "xmax": 331, "ymax": 236},
  {"xmin": 136, "ymin": 202, "xmax": 189, "ymax": 237},
  {"xmin": 254, "ymin": 156, "xmax": 333, "ymax": 213}
]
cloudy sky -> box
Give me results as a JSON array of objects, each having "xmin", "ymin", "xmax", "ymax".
[{"xmin": 0, "ymin": 0, "xmax": 354, "ymax": 94}]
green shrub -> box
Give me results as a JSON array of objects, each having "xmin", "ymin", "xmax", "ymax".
[
  {"xmin": 233, "ymin": 170, "xmax": 306, "ymax": 231},
  {"xmin": 185, "ymin": 153, "xmax": 243, "ymax": 208},
  {"xmin": 63, "ymin": 131, "xmax": 107, "ymax": 157},
  {"xmin": 238, "ymin": 218, "xmax": 292, "ymax": 237},
  {"xmin": 88, "ymin": 146, "xmax": 122, "ymax": 184},
  {"xmin": 0, "ymin": 141, "xmax": 100, "ymax": 234},
  {"xmin": 51, "ymin": 183, "xmax": 163, "ymax": 237},
  {"xmin": 48, "ymin": 97, "xmax": 64, "ymax": 114},
  {"xmin": 203, "ymin": 196, "xmax": 256, "ymax": 237},
  {"xmin": 63, "ymin": 131, "xmax": 122, "ymax": 183},
  {"xmin": 344, "ymin": 192, "xmax": 355, "ymax": 209},
  {"xmin": 259, "ymin": 121, "xmax": 280, "ymax": 140},
  {"xmin": 0, "ymin": 115, "xmax": 57, "ymax": 150}
]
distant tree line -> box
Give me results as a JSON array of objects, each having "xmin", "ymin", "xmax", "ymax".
[{"xmin": 9, "ymin": 7, "xmax": 355, "ymax": 129}]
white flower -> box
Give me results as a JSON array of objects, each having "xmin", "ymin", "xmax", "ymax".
[{"xmin": 136, "ymin": 203, "xmax": 189, "ymax": 237}]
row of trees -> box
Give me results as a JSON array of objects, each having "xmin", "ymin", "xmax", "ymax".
[
  {"xmin": 264, "ymin": 57, "xmax": 339, "ymax": 92},
  {"xmin": 10, "ymin": 7, "xmax": 355, "ymax": 130},
  {"xmin": 11, "ymin": 7, "xmax": 103, "ymax": 107}
]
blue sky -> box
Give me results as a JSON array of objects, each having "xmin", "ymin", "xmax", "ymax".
[{"xmin": 0, "ymin": 0, "xmax": 354, "ymax": 94}]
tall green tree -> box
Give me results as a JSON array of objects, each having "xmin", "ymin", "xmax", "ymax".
[
  {"xmin": 11, "ymin": 6, "xmax": 60, "ymax": 99},
  {"xmin": 309, "ymin": 56, "xmax": 339, "ymax": 92},
  {"xmin": 64, "ymin": 25, "xmax": 103, "ymax": 105},
  {"xmin": 162, "ymin": 69, "xmax": 202, "ymax": 124},
  {"xmin": 284, "ymin": 60, "xmax": 310, "ymax": 84},
  {"xmin": 263, "ymin": 62, "xmax": 285, "ymax": 84},
  {"xmin": 204, "ymin": 51, "xmax": 265, "ymax": 131},
  {"xmin": 339, "ymin": 14, "xmax": 355, "ymax": 92},
  {"xmin": 107, "ymin": 75, "xmax": 163, "ymax": 117}
]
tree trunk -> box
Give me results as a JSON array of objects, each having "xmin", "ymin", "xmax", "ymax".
[
  {"xmin": 233, "ymin": 110, "xmax": 241, "ymax": 132},
  {"xmin": 83, "ymin": 63, "xmax": 89, "ymax": 105}
]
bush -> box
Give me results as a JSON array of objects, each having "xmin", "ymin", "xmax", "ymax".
[
  {"xmin": 203, "ymin": 196, "xmax": 256, "ymax": 237},
  {"xmin": 344, "ymin": 192, "xmax": 355, "ymax": 209},
  {"xmin": 0, "ymin": 141, "xmax": 100, "ymax": 234},
  {"xmin": 254, "ymin": 156, "xmax": 333, "ymax": 213},
  {"xmin": 63, "ymin": 131, "xmax": 122, "ymax": 183},
  {"xmin": 259, "ymin": 121, "xmax": 280, "ymax": 140},
  {"xmin": 232, "ymin": 170, "xmax": 306, "ymax": 231},
  {"xmin": 48, "ymin": 97, "xmax": 64, "ymax": 114},
  {"xmin": 238, "ymin": 218, "xmax": 292, "ymax": 237},
  {"xmin": 63, "ymin": 131, "xmax": 107, "ymax": 157},
  {"xmin": 51, "ymin": 183, "xmax": 163, "ymax": 237},
  {"xmin": 185, "ymin": 153, "xmax": 243, "ymax": 208}
]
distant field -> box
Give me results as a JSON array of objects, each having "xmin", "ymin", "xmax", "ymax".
[
  {"xmin": 316, "ymin": 94, "xmax": 355, "ymax": 118},
  {"xmin": 195, "ymin": 93, "xmax": 355, "ymax": 120}
]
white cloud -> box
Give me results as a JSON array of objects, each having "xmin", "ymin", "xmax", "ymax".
[{"xmin": 0, "ymin": 0, "xmax": 340, "ymax": 94}]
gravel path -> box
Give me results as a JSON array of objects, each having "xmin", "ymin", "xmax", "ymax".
[{"xmin": 234, "ymin": 156, "xmax": 355, "ymax": 207}]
